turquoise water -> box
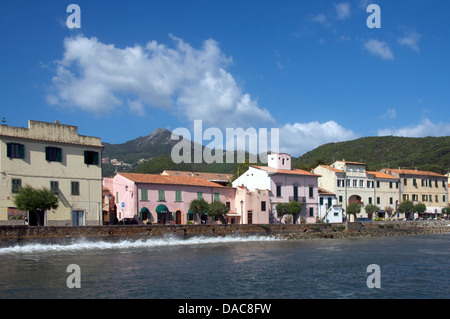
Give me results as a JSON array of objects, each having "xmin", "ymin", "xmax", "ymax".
[{"xmin": 0, "ymin": 233, "xmax": 448, "ymax": 299}]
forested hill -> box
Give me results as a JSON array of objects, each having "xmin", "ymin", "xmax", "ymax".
[{"xmin": 292, "ymin": 136, "xmax": 450, "ymax": 174}]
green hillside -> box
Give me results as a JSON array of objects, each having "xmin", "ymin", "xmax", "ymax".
[{"xmin": 292, "ymin": 136, "xmax": 450, "ymax": 174}]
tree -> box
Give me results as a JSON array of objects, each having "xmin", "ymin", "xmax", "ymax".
[
  {"xmin": 384, "ymin": 206, "xmax": 394, "ymax": 219},
  {"xmin": 364, "ymin": 204, "xmax": 379, "ymax": 219},
  {"xmin": 287, "ymin": 201, "xmax": 302, "ymax": 224},
  {"xmin": 275, "ymin": 203, "xmax": 290, "ymax": 223},
  {"xmin": 414, "ymin": 203, "xmax": 427, "ymax": 218},
  {"xmin": 207, "ymin": 201, "xmax": 229, "ymax": 224},
  {"xmin": 398, "ymin": 200, "xmax": 414, "ymax": 219},
  {"xmin": 346, "ymin": 202, "xmax": 361, "ymax": 222},
  {"xmin": 14, "ymin": 185, "xmax": 59, "ymax": 226},
  {"xmin": 189, "ymin": 199, "xmax": 209, "ymax": 223},
  {"xmin": 442, "ymin": 206, "xmax": 450, "ymax": 219},
  {"xmin": 14, "ymin": 185, "xmax": 59, "ymax": 212}
]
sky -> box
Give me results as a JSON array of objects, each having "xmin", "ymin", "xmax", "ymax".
[{"xmin": 1, "ymin": 0, "xmax": 450, "ymax": 157}]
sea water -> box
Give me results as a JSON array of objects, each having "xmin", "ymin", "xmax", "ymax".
[{"xmin": 0, "ymin": 233, "xmax": 448, "ymax": 299}]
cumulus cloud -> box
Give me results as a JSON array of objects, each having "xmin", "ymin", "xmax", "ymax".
[
  {"xmin": 398, "ymin": 30, "xmax": 421, "ymax": 52},
  {"xmin": 279, "ymin": 121, "xmax": 359, "ymax": 156},
  {"xmin": 47, "ymin": 35, "xmax": 275, "ymax": 129},
  {"xmin": 377, "ymin": 118, "xmax": 450, "ymax": 137},
  {"xmin": 335, "ymin": 3, "xmax": 351, "ymax": 20},
  {"xmin": 364, "ymin": 39, "xmax": 394, "ymax": 60}
]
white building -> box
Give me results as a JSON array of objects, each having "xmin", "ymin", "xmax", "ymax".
[{"xmin": 318, "ymin": 188, "xmax": 344, "ymax": 223}]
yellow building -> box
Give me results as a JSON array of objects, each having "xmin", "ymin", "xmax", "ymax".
[
  {"xmin": 0, "ymin": 120, "xmax": 103, "ymax": 226},
  {"xmin": 380, "ymin": 168, "xmax": 448, "ymax": 218}
]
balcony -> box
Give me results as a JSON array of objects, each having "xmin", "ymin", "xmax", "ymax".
[{"xmin": 289, "ymin": 196, "xmax": 306, "ymax": 203}]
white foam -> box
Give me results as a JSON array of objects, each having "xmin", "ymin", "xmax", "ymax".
[{"xmin": 0, "ymin": 235, "xmax": 281, "ymax": 255}]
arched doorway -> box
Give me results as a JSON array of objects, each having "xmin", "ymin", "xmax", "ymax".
[{"xmin": 175, "ymin": 210, "xmax": 182, "ymax": 224}]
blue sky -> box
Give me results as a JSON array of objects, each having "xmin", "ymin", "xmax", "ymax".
[{"xmin": 1, "ymin": 0, "xmax": 450, "ymax": 157}]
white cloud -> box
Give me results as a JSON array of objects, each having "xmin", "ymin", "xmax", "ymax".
[
  {"xmin": 377, "ymin": 118, "xmax": 450, "ymax": 137},
  {"xmin": 381, "ymin": 108, "xmax": 397, "ymax": 120},
  {"xmin": 280, "ymin": 121, "xmax": 359, "ymax": 156},
  {"xmin": 47, "ymin": 35, "xmax": 276, "ymax": 129},
  {"xmin": 364, "ymin": 39, "xmax": 394, "ymax": 60},
  {"xmin": 398, "ymin": 30, "xmax": 421, "ymax": 52},
  {"xmin": 335, "ymin": 3, "xmax": 351, "ymax": 20},
  {"xmin": 311, "ymin": 14, "xmax": 328, "ymax": 24}
]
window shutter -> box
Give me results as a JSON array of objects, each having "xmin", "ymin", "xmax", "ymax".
[
  {"xmin": 19, "ymin": 144, "xmax": 25, "ymax": 159},
  {"xmin": 56, "ymin": 148, "xmax": 62, "ymax": 162},
  {"xmin": 45, "ymin": 147, "xmax": 50, "ymax": 161},
  {"xmin": 84, "ymin": 151, "xmax": 88, "ymax": 164},
  {"xmin": 6, "ymin": 143, "xmax": 11, "ymax": 158},
  {"xmin": 94, "ymin": 152, "xmax": 99, "ymax": 165}
]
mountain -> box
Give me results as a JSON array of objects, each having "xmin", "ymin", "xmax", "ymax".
[
  {"xmin": 101, "ymin": 128, "xmax": 258, "ymax": 177},
  {"xmin": 292, "ymin": 136, "xmax": 450, "ymax": 174}
]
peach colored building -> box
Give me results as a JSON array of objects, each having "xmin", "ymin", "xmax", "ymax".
[
  {"xmin": 103, "ymin": 173, "xmax": 236, "ymax": 224},
  {"xmin": 233, "ymin": 186, "xmax": 270, "ymax": 224}
]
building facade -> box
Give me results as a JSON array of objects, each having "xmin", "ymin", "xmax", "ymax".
[
  {"xmin": 103, "ymin": 172, "xmax": 236, "ymax": 225},
  {"xmin": 313, "ymin": 161, "xmax": 400, "ymax": 220},
  {"xmin": 232, "ymin": 153, "xmax": 320, "ymax": 224},
  {"xmin": 380, "ymin": 168, "xmax": 448, "ymax": 218},
  {"xmin": 318, "ymin": 188, "xmax": 343, "ymax": 223},
  {"xmin": 0, "ymin": 120, "xmax": 103, "ymax": 226}
]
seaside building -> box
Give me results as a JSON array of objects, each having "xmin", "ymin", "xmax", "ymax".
[
  {"xmin": 0, "ymin": 120, "xmax": 103, "ymax": 226},
  {"xmin": 234, "ymin": 186, "xmax": 271, "ymax": 224},
  {"xmin": 313, "ymin": 160, "xmax": 400, "ymax": 220},
  {"xmin": 103, "ymin": 172, "xmax": 236, "ymax": 224},
  {"xmin": 318, "ymin": 188, "xmax": 343, "ymax": 223},
  {"xmin": 232, "ymin": 153, "xmax": 320, "ymax": 224},
  {"xmin": 380, "ymin": 168, "xmax": 448, "ymax": 219}
]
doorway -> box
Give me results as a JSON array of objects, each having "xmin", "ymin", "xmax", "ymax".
[
  {"xmin": 28, "ymin": 210, "xmax": 45, "ymax": 226},
  {"xmin": 175, "ymin": 210, "xmax": 182, "ymax": 224}
]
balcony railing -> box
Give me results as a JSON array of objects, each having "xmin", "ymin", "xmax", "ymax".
[{"xmin": 289, "ymin": 196, "xmax": 306, "ymax": 203}]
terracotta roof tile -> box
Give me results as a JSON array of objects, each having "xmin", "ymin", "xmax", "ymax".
[
  {"xmin": 384, "ymin": 169, "xmax": 446, "ymax": 178},
  {"xmin": 252, "ymin": 166, "xmax": 320, "ymax": 177},
  {"xmin": 319, "ymin": 165, "xmax": 345, "ymax": 173},
  {"xmin": 118, "ymin": 173, "xmax": 227, "ymax": 187},
  {"xmin": 162, "ymin": 170, "xmax": 232, "ymax": 181},
  {"xmin": 366, "ymin": 171, "xmax": 398, "ymax": 179}
]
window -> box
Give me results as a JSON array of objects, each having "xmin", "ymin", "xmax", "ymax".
[
  {"xmin": 309, "ymin": 186, "xmax": 314, "ymax": 198},
  {"xmin": 339, "ymin": 196, "xmax": 343, "ymax": 203},
  {"xmin": 309, "ymin": 207, "xmax": 314, "ymax": 217},
  {"xmin": 72, "ymin": 211, "xmax": 84, "ymax": 226},
  {"xmin": 320, "ymin": 197, "xmax": 324, "ymax": 205},
  {"xmin": 50, "ymin": 181, "xmax": 59, "ymax": 195},
  {"xmin": 7, "ymin": 143, "xmax": 24, "ymax": 159},
  {"xmin": 413, "ymin": 179, "xmax": 417, "ymax": 187},
  {"xmin": 175, "ymin": 190, "xmax": 182, "ymax": 202},
  {"xmin": 443, "ymin": 195, "xmax": 446, "ymax": 203},
  {"xmin": 368, "ymin": 197, "xmax": 372, "ymax": 204},
  {"xmin": 367, "ymin": 181, "xmax": 371, "ymax": 188},
  {"xmin": 390, "ymin": 197, "xmax": 393, "ymax": 205},
  {"xmin": 226, "ymin": 201, "xmax": 230, "ymax": 209},
  {"xmin": 435, "ymin": 195, "xmax": 439, "ymax": 203},
  {"xmin": 403, "ymin": 194, "xmax": 409, "ymax": 201},
  {"xmin": 389, "ymin": 182, "xmax": 393, "ymax": 189},
  {"xmin": 346, "ymin": 179, "xmax": 351, "ymax": 187},
  {"xmin": 197, "ymin": 192, "xmax": 203, "ymax": 200},
  {"xmin": 214, "ymin": 192, "xmax": 220, "ymax": 202},
  {"xmin": 261, "ymin": 201, "xmax": 266, "ymax": 211},
  {"xmin": 71, "ymin": 181, "xmax": 79, "ymax": 196},
  {"xmin": 422, "ymin": 194, "xmax": 427, "ymax": 202},
  {"xmin": 337, "ymin": 180, "xmax": 341, "ymax": 187},
  {"xmin": 404, "ymin": 178, "xmax": 407, "ymax": 186},
  {"xmin": 84, "ymin": 151, "xmax": 99, "ymax": 165},
  {"xmin": 377, "ymin": 197, "xmax": 380, "ymax": 205},
  {"xmin": 11, "ymin": 179, "xmax": 22, "ymax": 194},
  {"xmin": 353, "ymin": 180, "xmax": 357, "ymax": 188},
  {"xmin": 443, "ymin": 181, "xmax": 447, "ymax": 188},
  {"xmin": 412, "ymin": 194, "xmax": 418, "ymax": 201},
  {"xmin": 293, "ymin": 186, "xmax": 299, "ymax": 201},
  {"xmin": 141, "ymin": 189, "xmax": 148, "ymax": 201},
  {"xmin": 429, "ymin": 180, "xmax": 432, "ymax": 188},
  {"xmin": 376, "ymin": 181, "xmax": 380, "ymax": 188},
  {"xmin": 276, "ymin": 185, "xmax": 282, "ymax": 197},
  {"xmin": 435, "ymin": 180, "xmax": 438, "ymax": 188},
  {"xmin": 421, "ymin": 179, "xmax": 425, "ymax": 187},
  {"xmin": 396, "ymin": 182, "xmax": 399, "ymax": 189},
  {"xmin": 360, "ymin": 180, "xmax": 364, "ymax": 188},
  {"xmin": 45, "ymin": 147, "xmax": 62, "ymax": 162},
  {"xmin": 158, "ymin": 190, "xmax": 165, "ymax": 201}
]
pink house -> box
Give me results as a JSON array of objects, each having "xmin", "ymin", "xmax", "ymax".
[
  {"xmin": 232, "ymin": 153, "xmax": 320, "ymax": 223},
  {"xmin": 103, "ymin": 173, "xmax": 236, "ymax": 224}
]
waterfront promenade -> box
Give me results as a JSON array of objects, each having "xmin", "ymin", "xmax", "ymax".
[{"xmin": 0, "ymin": 220, "xmax": 448, "ymax": 247}]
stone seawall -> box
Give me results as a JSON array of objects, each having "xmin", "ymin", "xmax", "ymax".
[{"xmin": 0, "ymin": 220, "xmax": 449, "ymax": 247}]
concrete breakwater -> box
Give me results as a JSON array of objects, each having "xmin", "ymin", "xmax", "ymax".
[{"xmin": 0, "ymin": 220, "xmax": 449, "ymax": 247}]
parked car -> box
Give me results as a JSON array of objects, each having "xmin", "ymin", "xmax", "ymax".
[
  {"xmin": 357, "ymin": 217, "xmax": 372, "ymax": 222},
  {"xmin": 119, "ymin": 218, "xmax": 138, "ymax": 225}
]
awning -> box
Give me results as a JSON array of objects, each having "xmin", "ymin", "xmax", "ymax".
[
  {"xmin": 140, "ymin": 207, "xmax": 150, "ymax": 213},
  {"xmin": 226, "ymin": 212, "xmax": 239, "ymax": 216},
  {"xmin": 156, "ymin": 204, "xmax": 169, "ymax": 213}
]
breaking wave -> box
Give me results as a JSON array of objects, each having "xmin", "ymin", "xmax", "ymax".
[{"xmin": 0, "ymin": 235, "xmax": 282, "ymax": 255}]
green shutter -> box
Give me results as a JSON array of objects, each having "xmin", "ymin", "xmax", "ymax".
[
  {"xmin": 94, "ymin": 152, "xmax": 99, "ymax": 165},
  {"xmin": 158, "ymin": 190, "xmax": 165, "ymax": 201},
  {"xmin": 214, "ymin": 193, "xmax": 220, "ymax": 202},
  {"xmin": 6, "ymin": 143, "xmax": 11, "ymax": 158},
  {"xmin": 197, "ymin": 192, "xmax": 203, "ymax": 200},
  {"xmin": 84, "ymin": 151, "xmax": 88, "ymax": 164},
  {"xmin": 175, "ymin": 190, "xmax": 181, "ymax": 202},
  {"xmin": 141, "ymin": 189, "xmax": 148, "ymax": 201},
  {"xmin": 19, "ymin": 144, "xmax": 25, "ymax": 159},
  {"xmin": 57, "ymin": 148, "xmax": 62, "ymax": 162}
]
